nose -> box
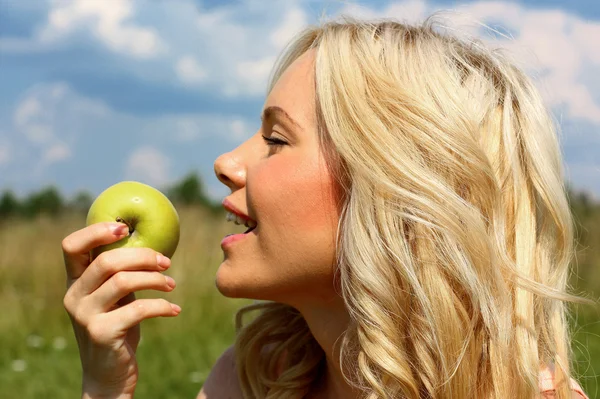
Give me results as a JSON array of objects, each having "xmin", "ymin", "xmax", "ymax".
[{"xmin": 214, "ymin": 151, "xmax": 246, "ymax": 192}]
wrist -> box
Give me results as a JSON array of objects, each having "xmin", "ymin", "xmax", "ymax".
[
  {"xmin": 82, "ymin": 379, "xmax": 134, "ymax": 399},
  {"xmin": 82, "ymin": 391, "xmax": 133, "ymax": 399}
]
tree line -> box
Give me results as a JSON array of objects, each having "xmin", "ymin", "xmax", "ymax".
[
  {"xmin": 0, "ymin": 172, "xmax": 224, "ymax": 220},
  {"xmin": 0, "ymin": 175, "xmax": 598, "ymax": 226}
]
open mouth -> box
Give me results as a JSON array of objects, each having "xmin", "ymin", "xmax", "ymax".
[{"xmin": 225, "ymin": 210, "xmax": 257, "ymax": 235}]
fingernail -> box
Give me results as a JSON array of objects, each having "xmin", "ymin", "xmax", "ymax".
[
  {"xmin": 156, "ymin": 254, "xmax": 171, "ymax": 269},
  {"xmin": 110, "ymin": 223, "xmax": 128, "ymax": 236},
  {"xmin": 171, "ymin": 303, "xmax": 181, "ymax": 313},
  {"xmin": 165, "ymin": 275, "xmax": 176, "ymax": 288}
]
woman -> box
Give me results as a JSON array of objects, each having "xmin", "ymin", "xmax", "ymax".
[{"xmin": 61, "ymin": 15, "xmax": 590, "ymax": 399}]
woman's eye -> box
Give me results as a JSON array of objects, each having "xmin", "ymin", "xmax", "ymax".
[{"xmin": 261, "ymin": 135, "xmax": 288, "ymax": 147}]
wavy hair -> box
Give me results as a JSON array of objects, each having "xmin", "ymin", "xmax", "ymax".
[{"xmin": 233, "ymin": 14, "xmax": 588, "ymax": 399}]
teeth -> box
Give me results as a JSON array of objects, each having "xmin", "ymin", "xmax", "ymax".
[{"xmin": 226, "ymin": 211, "xmax": 257, "ymax": 229}]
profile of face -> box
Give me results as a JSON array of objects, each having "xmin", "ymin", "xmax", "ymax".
[{"xmin": 213, "ymin": 49, "xmax": 342, "ymax": 308}]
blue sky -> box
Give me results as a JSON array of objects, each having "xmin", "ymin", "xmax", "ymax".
[{"xmin": 0, "ymin": 0, "xmax": 599, "ymax": 203}]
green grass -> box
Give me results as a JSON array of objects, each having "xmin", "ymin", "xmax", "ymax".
[
  {"xmin": 0, "ymin": 206, "xmax": 598, "ymax": 398},
  {"xmin": 0, "ymin": 207, "xmax": 252, "ymax": 398},
  {"xmin": 571, "ymin": 305, "xmax": 600, "ymax": 399}
]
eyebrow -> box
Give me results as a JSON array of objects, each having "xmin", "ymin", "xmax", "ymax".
[{"xmin": 260, "ymin": 106, "xmax": 302, "ymax": 131}]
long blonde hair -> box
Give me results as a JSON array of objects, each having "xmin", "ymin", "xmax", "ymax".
[{"xmin": 233, "ymin": 14, "xmax": 587, "ymax": 398}]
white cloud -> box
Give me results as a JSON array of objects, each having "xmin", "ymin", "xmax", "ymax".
[
  {"xmin": 2, "ymin": 81, "xmax": 254, "ymax": 192},
  {"xmin": 190, "ymin": 0, "xmax": 599, "ymax": 117},
  {"xmin": 125, "ymin": 146, "xmax": 171, "ymax": 187},
  {"xmin": 1, "ymin": 1, "xmax": 309, "ymax": 96},
  {"xmin": 175, "ymin": 55, "xmax": 209, "ymax": 84},
  {"xmin": 12, "ymin": 81, "xmax": 254, "ymax": 149},
  {"xmin": 5, "ymin": 82, "xmax": 112, "ymax": 181},
  {"xmin": 174, "ymin": 1, "xmax": 310, "ymax": 96},
  {"xmin": 236, "ymin": 56, "xmax": 277, "ymax": 96},
  {"xmin": 14, "ymin": 98, "xmax": 53, "ymax": 144},
  {"xmin": 385, "ymin": 0, "xmax": 429, "ymax": 24},
  {"xmin": 0, "ymin": 141, "xmax": 10, "ymax": 166},
  {"xmin": 38, "ymin": 0, "xmax": 165, "ymax": 58},
  {"xmin": 12, "ymin": 82, "xmax": 108, "ymax": 156},
  {"xmin": 138, "ymin": 112, "xmax": 253, "ymax": 144},
  {"xmin": 43, "ymin": 142, "xmax": 71, "ymax": 163},
  {"xmin": 447, "ymin": 2, "xmax": 600, "ymax": 125},
  {"xmin": 230, "ymin": 119, "xmax": 249, "ymax": 141},
  {"xmin": 22, "ymin": 123, "xmax": 53, "ymax": 144},
  {"xmin": 270, "ymin": 6, "xmax": 308, "ymax": 50},
  {"xmin": 572, "ymin": 21, "xmax": 600, "ymax": 64},
  {"xmin": 174, "ymin": 117, "xmax": 204, "ymax": 141},
  {"xmin": 11, "ymin": 83, "xmax": 78, "ymax": 167},
  {"xmin": 339, "ymin": 1, "xmax": 600, "ymax": 126},
  {"xmin": 3, "ymin": 0, "xmax": 597, "ymax": 118},
  {"xmin": 15, "ymin": 97, "xmax": 42, "ymax": 128},
  {"xmin": 341, "ymin": 0, "xmax": 429, "ymax": 24}
]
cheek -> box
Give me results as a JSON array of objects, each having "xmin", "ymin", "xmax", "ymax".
[
  {"xmin": 218, "ymin": 152, "xmax": 342, "ymax": 303},
  {"xmin": 253, "ymin": 153, "xmax": 339, "ymax": 238}
]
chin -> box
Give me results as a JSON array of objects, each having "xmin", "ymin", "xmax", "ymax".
[
  {"xmin": 214, "ymin": 268, "xmax": 288, "ymax": 303},
  {"xmin": 215, "ymin": 271, "xmax": 243, "ymax": 298},
  {"xmin": 215, "ymin": 267, "xmax": 263, "ymax": 300}
]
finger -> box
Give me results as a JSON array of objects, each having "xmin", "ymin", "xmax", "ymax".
[
  {"xmin": 62, "ymin": 222, "xmax": 129, "ymax": 282},
  {"xmin": 89, "ymin": 271, "xmax": 176, "ymax": 312},
  {"xmin": 74, "ymin": 247, "xmax": 171, "ymax": 296},
  {"xmin": 96, "ymin": 298, "xmax": 181, "ymax": 341},
  {"xmin": 63, "ymin": 290, "xmax": 138, "ymax": 331}
]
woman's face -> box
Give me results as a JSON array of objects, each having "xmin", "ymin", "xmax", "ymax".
[{"xmin": 213, "ymin": 49, "xmax": 342, "ymax": 306}]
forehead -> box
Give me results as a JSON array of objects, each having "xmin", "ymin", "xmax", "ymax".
[{"xmin": 263, "ymin": 49, "xmax": 316, "ymax": 125}]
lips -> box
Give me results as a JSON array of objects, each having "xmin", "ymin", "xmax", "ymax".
[{"xmin": 244, "ymin": 225, "xmax": 257, "ymax": 234}]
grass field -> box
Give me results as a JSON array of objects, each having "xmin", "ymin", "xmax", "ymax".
[{"xmin": 0, "ymin": 205, "xmax": 598, "ymax": 398}]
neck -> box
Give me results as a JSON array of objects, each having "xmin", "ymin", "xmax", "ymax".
[{"xmin": 294, "ymin": 295, "xmax": 363, "ymax": 399}]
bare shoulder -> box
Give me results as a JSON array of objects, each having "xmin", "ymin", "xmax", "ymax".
[{"xmin": 197, "ymin": 345, "xmax": 243, "ymax": 399}]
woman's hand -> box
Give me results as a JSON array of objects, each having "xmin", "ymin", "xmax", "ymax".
[{"xmin": 61, "ymin": 222, "xmax": 181, "ymax": 398}]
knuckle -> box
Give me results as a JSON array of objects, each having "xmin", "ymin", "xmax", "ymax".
[
  {"xmin": 158, "ymin": 298, "xmax": 171, "ymax": 311},
  {"xmin": 63, "ymin": 293, "xmax": 73, "ymax": 313},
  {"xmin": 61, "ymin": 236, "xmax": 75, "ymax": 254},
  {"xmin": 157, "ymin": 272, "xmax": 169, "ymax": 285},
  {"xmin": 132, "ymin": 300, "xmax": 149, "ymax": 317},
  {"xmin": 126, "ymin": 247, "xmax": 155, "ymax": 267},
  {"xmin": 95, "ymin": 251, "xmax": 116, "ymax": 275},
  {"xmin": 87, "ymin": 318, "xmax": 109, "ymax": 343},
  {"xmin": 142, "ymin": 248, "xmax": 158, "ymax": 264},
  {"xmin": 72, "ymin": 305, "xmax": 88, "ymax": 326},
  {"xmin": 111, "ymin": 271, "xmax": 130, "ymax": 292}
]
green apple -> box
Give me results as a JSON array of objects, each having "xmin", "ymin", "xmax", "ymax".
[{"xmin": 86, "ymin": 181, "xmax": 180, "ymax": 260}]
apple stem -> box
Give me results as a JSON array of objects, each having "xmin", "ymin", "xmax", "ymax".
[{"xmin": 115, "ymin": 217, "xmax": 134, "ymax": 235}]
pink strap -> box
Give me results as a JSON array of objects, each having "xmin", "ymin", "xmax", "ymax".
[{"xmin": 539, "ymin": 365, "xmax": 589, "ymax": 399}]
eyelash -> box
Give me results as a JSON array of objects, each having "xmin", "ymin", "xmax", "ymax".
[{"xmin": 261, "ymin": 135, "xmax": 287, "ymax": 147}]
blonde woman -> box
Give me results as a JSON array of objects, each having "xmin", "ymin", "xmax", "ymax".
[{"xmin": 61, "ymin": 15, "xmax": 591, "ymax": 399}]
